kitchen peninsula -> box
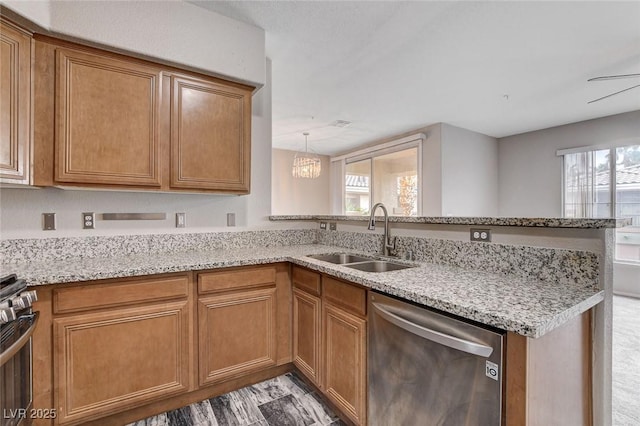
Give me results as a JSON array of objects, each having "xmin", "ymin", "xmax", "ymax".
[{"xmin": 1, "ymin": 216, "xmax": 623, "ymax": 425}]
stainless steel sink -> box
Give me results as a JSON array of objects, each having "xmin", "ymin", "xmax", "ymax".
[
  {"xmin": 344, "ymin": 260, "xmax": 414, "ymax": 272},
  {"xmin": 306, "ymin": 253, "xmax": 373, "ymax": 264},
  {"xmin": 307, "ymin": 253, "xmax": 415, "ymax": 273}
]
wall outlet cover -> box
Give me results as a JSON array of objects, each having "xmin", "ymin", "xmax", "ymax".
[
  {"xmin": 82, "ymin": 212, "xmax": 95, "ymax": 229},
  {"xmin": 470, "ymin": 228, "xmax": 492, "ymax": 242}
]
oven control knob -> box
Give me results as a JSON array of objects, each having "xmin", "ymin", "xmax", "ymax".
[
  {"xmin": 10, "ymin": 291, "xmax": 37, "ymax": 309},
  {"xmin": 0, "ymin": 307, "xmax": 17, "ymax": 324},
  {"xmin": 21, "ymin": 290, "xmax": 37, "ymax": 303}
]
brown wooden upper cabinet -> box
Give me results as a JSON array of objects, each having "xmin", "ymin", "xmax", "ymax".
[
  {"xmin": 0, "ymin": 18, "xmax": 32, "ymax": 185},
  {"xmin": 55, "ymin": 47, "xmax": 163, "ymax": 187},
  {"xmin": 34, "ymin": 37, "xmax": 253, "ymax": 194},
  {"xmin": 171, "ymin": 75, "xmax": 251, "ymax": 192}
]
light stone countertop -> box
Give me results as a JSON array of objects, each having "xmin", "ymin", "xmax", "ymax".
[
  {"xmin": 269, "ymin": 215, "xmax": 629, "ymax": 228},
  {"xmin": 1, "ymin": 244, "xmax": 603, "ymax": 338}
]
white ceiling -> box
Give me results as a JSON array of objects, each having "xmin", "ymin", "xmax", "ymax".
[{"xmin": 191, "ymin": 1, "xmax": 640, "ymax": 155}]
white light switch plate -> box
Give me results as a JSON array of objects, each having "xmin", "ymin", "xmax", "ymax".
[{"xmin": 176, "ymin": 213, "xmax": 186, "ymax": 228}]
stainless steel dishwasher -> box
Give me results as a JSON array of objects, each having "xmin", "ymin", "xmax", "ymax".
[{"xmin": 368, "ymin": 292, "xmax": 505, "ymax": 426}]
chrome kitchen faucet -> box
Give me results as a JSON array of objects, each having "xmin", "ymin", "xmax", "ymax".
[{"xmin": 368, "ymin": 202, "xmax": 396, "ymax": 256}]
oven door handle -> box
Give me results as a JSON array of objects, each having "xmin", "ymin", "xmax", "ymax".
[{"xmin": 0, "ymin": 311, "xmax": 39, "ymax": 367}]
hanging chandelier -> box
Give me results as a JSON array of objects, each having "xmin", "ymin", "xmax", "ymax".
[{"xmin": 292, "ymin": 132, "xmax": 321, "ymax": 179}]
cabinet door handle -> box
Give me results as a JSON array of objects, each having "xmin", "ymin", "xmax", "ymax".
[{"xmin": 372, "ymin": 302, "xmax": 493, "ymax": 357}]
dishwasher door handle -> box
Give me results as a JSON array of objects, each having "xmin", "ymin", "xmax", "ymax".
[{"xmin": 372, "ymin": 302, "xmax": 493, "ymax": 357}]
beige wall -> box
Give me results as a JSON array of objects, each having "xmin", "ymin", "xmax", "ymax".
[{"xmin": 271, "ymin": 149, "xmax": 331, "ymax": 215}]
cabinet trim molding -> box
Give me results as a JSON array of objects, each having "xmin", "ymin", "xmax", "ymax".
[{"xmin": 0, "ymin": 18, "xmax": 31, "ymax": 184}]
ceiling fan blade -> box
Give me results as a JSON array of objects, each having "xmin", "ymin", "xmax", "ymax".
[
  {"xmin": 588, "ymin": 83, "xmax": 640, "ymax": 104},
  {"xmin": 588, "ymin": 73, "xmax": 640, "ymax": 82}
]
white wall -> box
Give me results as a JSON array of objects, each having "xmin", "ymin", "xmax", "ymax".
[
  {"xmin": 498, "ymin": 110, "xmax": 640, "ymax": 217},
  {"xmin": 1, "ymin": 0, "xmax": 265, "ymax": 87},
  {"xmin": 1, "ymin": 0, "xmax": 51, "ymax": 27},
  {"xmin": 0, "ymin": 59, "xmax": 273, "ymax": 239},
  {"xmin": 498, "ymin": 110, "xmax": 640, "ymax": 297},
  {"xmin": 327, "ymin": 122, "xmax": 498, "ymax": 216},
  {"xmin": 271, "ymin": 149, "xmax": 330, "ymax": 215},
  {"xmin": 614, "ymin": 262, "xmax": 640, "ymax": 297},
  {"xmin": 441, "ymin": 123, "xmax": 498, "ymax": 216},
  {"xmin": 422, "ymin": 124, "xmax": 443, "ymax": 216}
]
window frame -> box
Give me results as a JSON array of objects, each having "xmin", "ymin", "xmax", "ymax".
[
  {"xmin": 331, "ymin": 133, "xmax": 424, "ymax": 216},
  {"xmin": 559, "ymin": 142, "xmax": 640, "ymax": 264}
]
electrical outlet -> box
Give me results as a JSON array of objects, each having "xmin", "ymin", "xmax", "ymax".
[
  {"xmin": 329, "ymin": 222, "xmax": 337, "ymax": 231},
  {"xmin": 82, "ymin": 212, "xmax": 95, "ymax": 229},
  {"xmin": 42, "ymin": 213, "xmax": 56, "ymax": 231},
  {"xmin": 470, "ymin": 228, "xmax": 491, "ymax": 242},
  {"xmin": 319, "ymin": 222, "xmax": 327, "ymax": 230},
  {"xmin": 176, "ymin": 212, "xmax": 186, "ymax": 228}
]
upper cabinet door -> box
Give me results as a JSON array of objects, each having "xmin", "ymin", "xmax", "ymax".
[
  {"xmin": 0, "ymin": 20, "xmax": 31, "ymax": 184},
  {"xmin": 171, "ymin": 76, "xmax": 251, "ymax": 193},
  {"xmin": 55, "ymin": 48, "xmax": 162, "ymax": 186}
]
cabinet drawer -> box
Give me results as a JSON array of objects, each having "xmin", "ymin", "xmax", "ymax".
[
  {"xmin": 323, "ymin": 276, "xmax": 367, "ymax": 317},
  {"xmin": 198, "ymin": 266, "xmax": 276, "ymax": 294},
  {"xmin": 292, "ymin": 266, "xmax": 321, "ymax": 296},
  {"xmin": 53, "ymin": 274, "xmax": 190, "ymax": 314}
]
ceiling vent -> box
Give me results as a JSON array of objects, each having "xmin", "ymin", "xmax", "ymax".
[{"xmin": 330, "ymin": 120, "xmax": 352, "ymax": 128}]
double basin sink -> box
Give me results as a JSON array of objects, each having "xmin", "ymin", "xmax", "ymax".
[{"xmin": 306, "ymin": 253, "xmax": 415, "ymax": 273}]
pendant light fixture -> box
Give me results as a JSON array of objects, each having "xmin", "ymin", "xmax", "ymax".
[{"xmin": 292, "ymin": 132, "xmax": 321, "ymax": 179}]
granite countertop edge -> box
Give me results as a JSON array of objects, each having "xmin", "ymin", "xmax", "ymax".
[
  {"xmin": 1, "ymin": 244, "xmax": 603, "ymax": 339},
  {"xmin": 269, "ymin": 215, "xmax": 629, "ymax": 228}
]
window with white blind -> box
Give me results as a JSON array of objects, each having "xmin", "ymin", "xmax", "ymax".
[{"xmin": 561, "ymin": 144, "xmax": 640, "ymax": 263}]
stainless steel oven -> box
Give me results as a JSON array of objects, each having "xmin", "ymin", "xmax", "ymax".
[{"xmin": 1, "ymin": 275, "xmax": 38, "ymax": 426}]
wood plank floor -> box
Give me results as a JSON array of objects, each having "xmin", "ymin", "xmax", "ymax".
[
  {"xmin": 613, "ymin": 295, "xmax": 640, "ymax": 426},
  {"xmin": 128, "ymin": 372, "xmax": 345, "ymax": 426}
]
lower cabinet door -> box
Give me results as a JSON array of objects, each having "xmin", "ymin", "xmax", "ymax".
[
  {"xmin": 53, "ymin": 301, "xmax": 191, "ymax": 425},
  {"xmin": 293, "ymin": 288, "xmax": 322, "ymax": 388},
  {"xmin": 198, "ymin": 287, "xmax": 277, "ymax": 385},
  {"xmin": 323, "ymin": 303, "xmax": 367, "ymax": 425}
]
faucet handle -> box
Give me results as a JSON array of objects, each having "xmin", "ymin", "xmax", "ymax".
[
  {"xmin": 403, "ymin": 249, "xmax": 415, "ymax": 261},
  {"xmin": 385, "ymin": 236, "xmax": 396, "ymax": 250}
]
